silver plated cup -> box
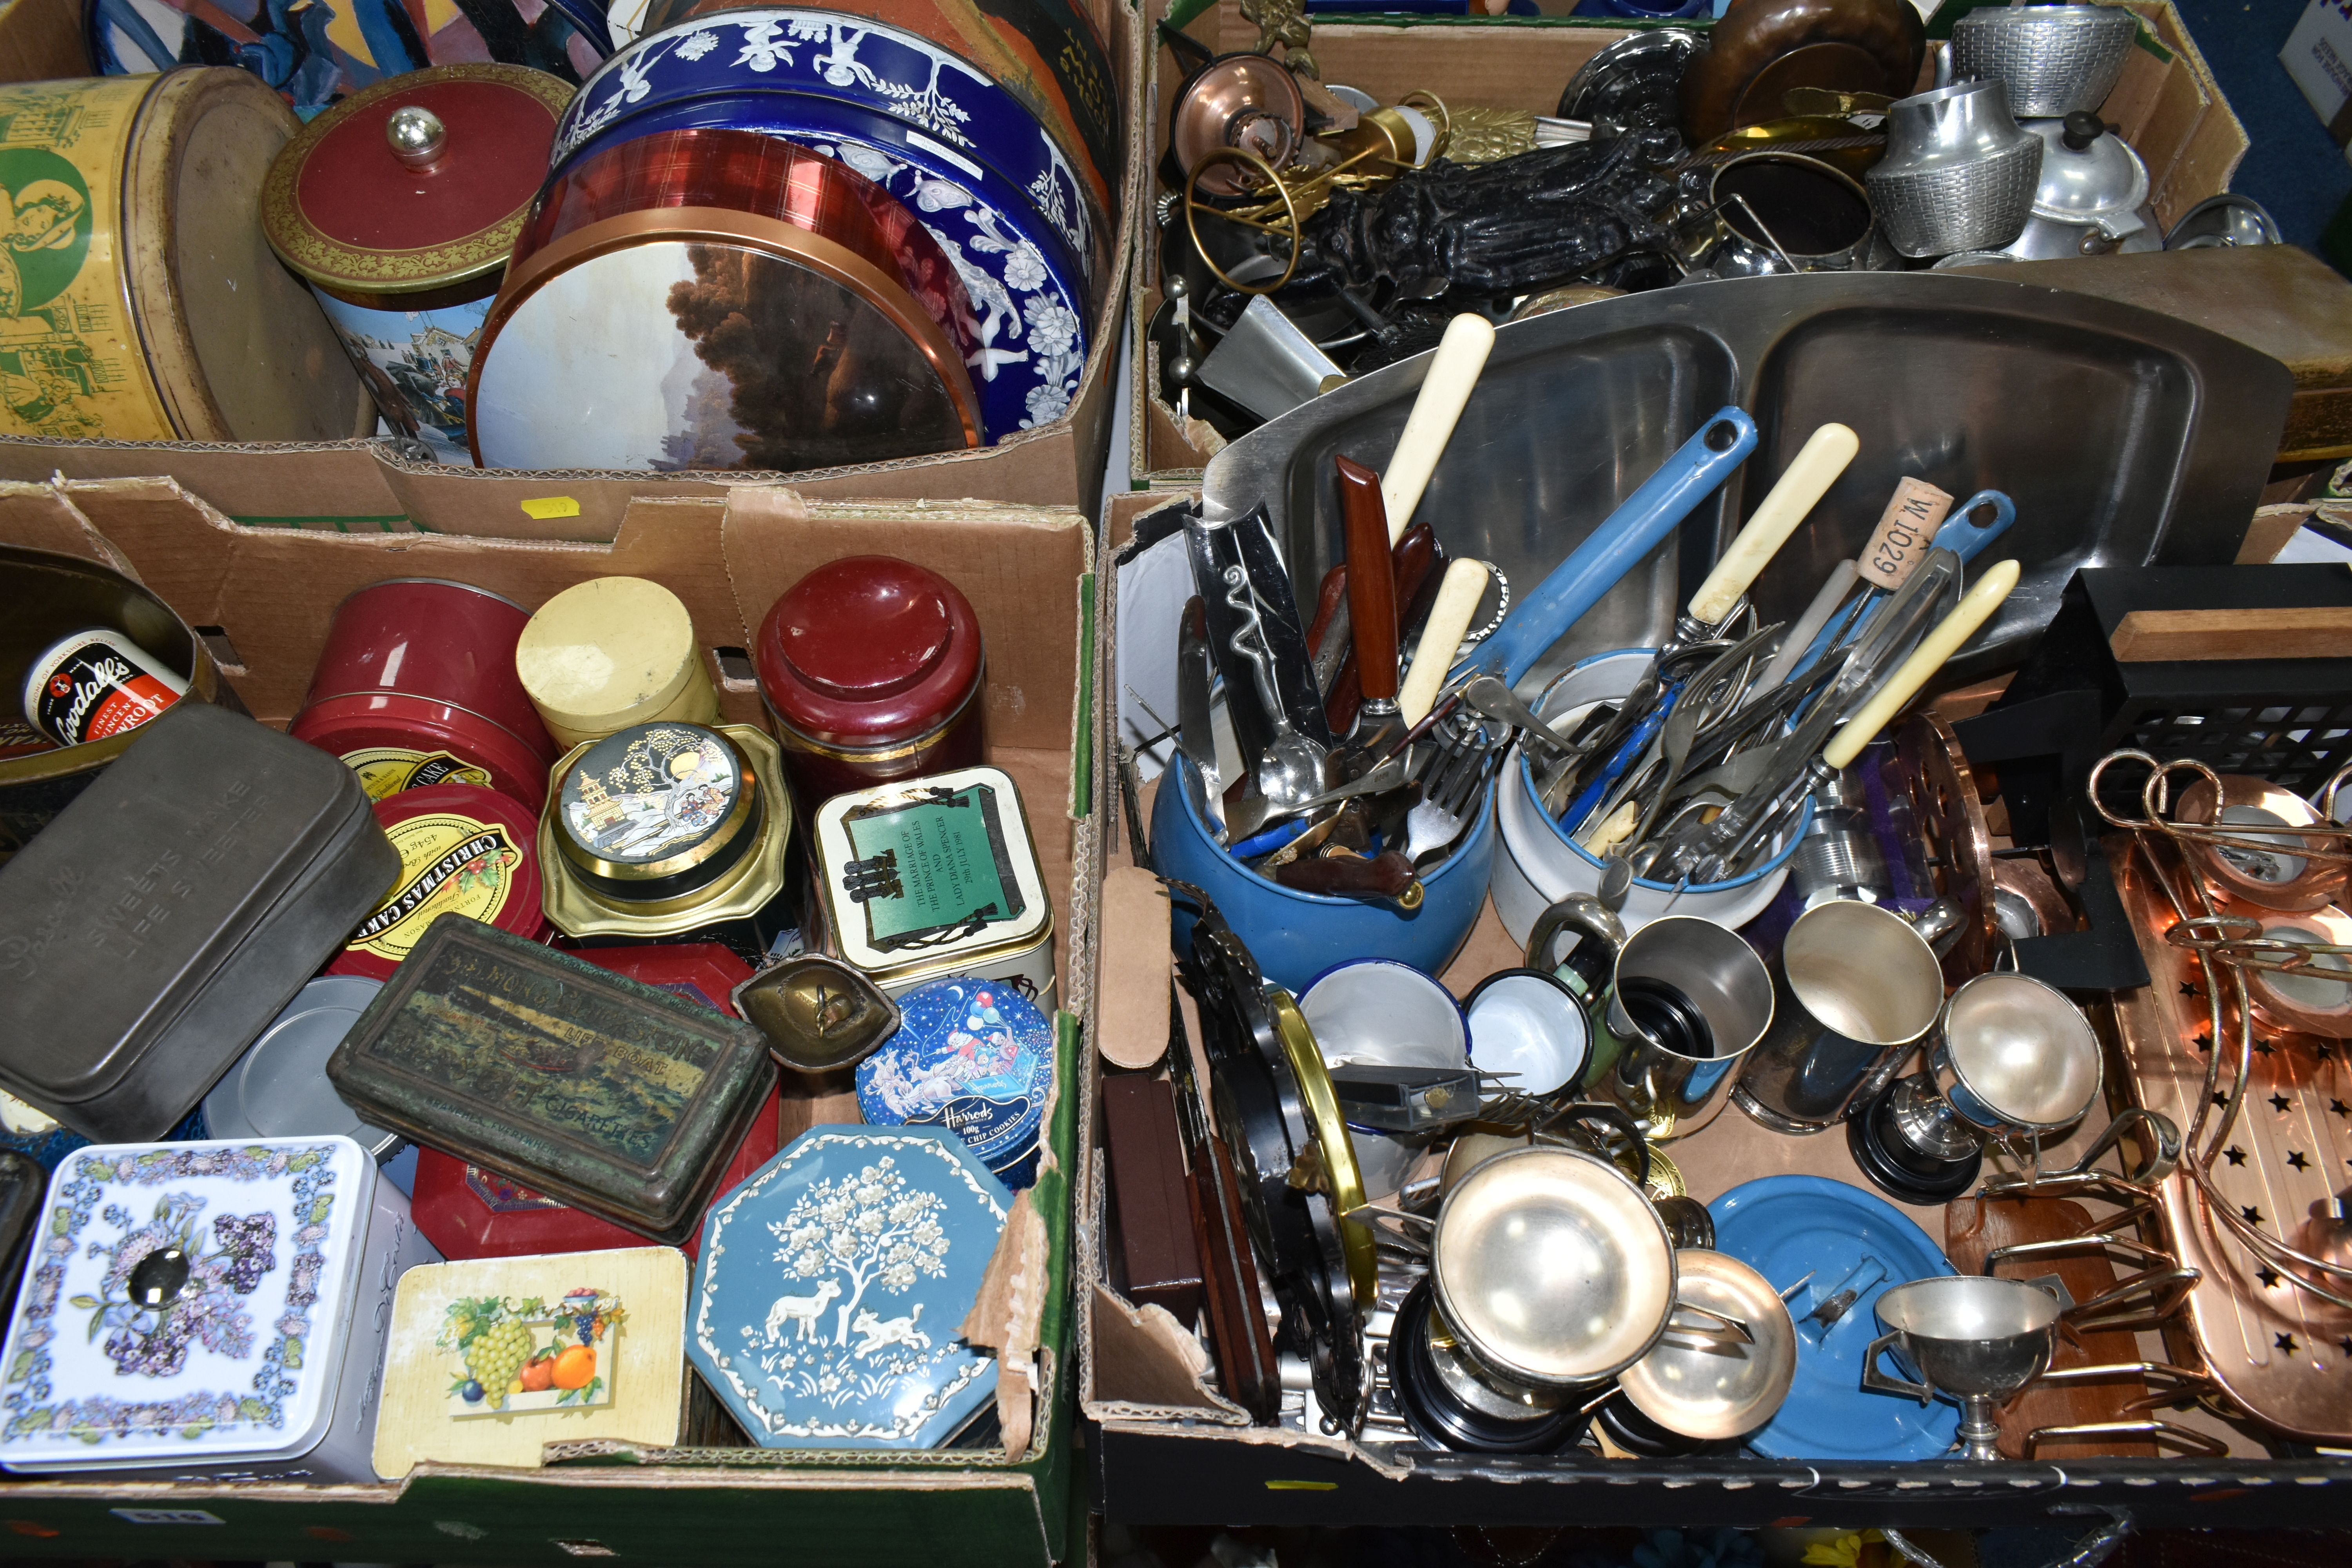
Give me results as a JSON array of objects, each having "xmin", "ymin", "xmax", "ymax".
[
  {"xmin": 1864, "ymin": 1274, "xmax": 2062, "ymax": 1459},
  {"xmin": 1590, "ymin": 916, "xmax": 1775, "ymax": 1140},
  {"xmin": 1734, "ymin": 900, "xmax": 1948, "ymax": 1135}
]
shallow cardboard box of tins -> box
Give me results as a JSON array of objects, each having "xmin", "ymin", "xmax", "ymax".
[
  {"xmin": 1126, "ymin": 0, "xmax": 2250, "ymax": 486},
  {"xmin": 1077, "ymin": 492, "xmax": 2352, "ymax": 1529},
  {"xmin": 0, "ymin": 0, "xmax": 1143, "ymax": 518},
  {"xmin": 0, "ymin": 474, "xmax": 1100, "ymax": 1568}
]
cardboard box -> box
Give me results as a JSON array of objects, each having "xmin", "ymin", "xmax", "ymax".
[
  {"xmin": 0, "ymin": 0, "xmax": 1145, "ymax": 517},
  {"xmin": 1129, "ymin": 0, "xmax": 2251, "ymax": 485},
  {"xmin": 2283, "ymin": 0, "xmax": 2352, "ymax": 149},
  {"xmin": 0, "ymin": 476, "xmax": 1099, "ymax": 1568},
  {"xmin": 1078, "ymin": 488, "xmax": 2352, "ymax": 1527}
]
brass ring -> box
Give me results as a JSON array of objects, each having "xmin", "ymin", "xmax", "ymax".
[
  {"xmin": 1400, "ymin": 89, "xmax": 1451, "ymax": 164},
  {"xmin": 1184, "ymin": 147, "xmax": 1301, "ymax": 296}
]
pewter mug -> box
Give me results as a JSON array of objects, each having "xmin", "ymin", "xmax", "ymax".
[
  {"xmin": 1589, "ymin": 916, "xmax": 1774, "ymax": 1139},
  {"xmin": 1734, "ymin": 899, "xmax": 1947, "ymax": 1134}
]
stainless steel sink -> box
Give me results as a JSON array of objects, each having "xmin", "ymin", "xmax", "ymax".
[{"xmin": 1200, "ymin": 271, "xmax": 2291, "ymax": 694}]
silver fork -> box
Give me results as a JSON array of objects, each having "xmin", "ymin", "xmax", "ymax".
[{"xmin": 1401, "ymin": 728, "xmax": 1494, "ymax": 866}]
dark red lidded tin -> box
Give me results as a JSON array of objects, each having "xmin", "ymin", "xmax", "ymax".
[
  {"xmin": 755, "ymin": 556, "xmax": 985, "ymax": 810},
  {"xmin": 326, "ymin": 782, "xmax": 546, "ymax": 980},
  {"xmin": 291, "ymin": 578, "xmax": 557, "ymax": 810}
]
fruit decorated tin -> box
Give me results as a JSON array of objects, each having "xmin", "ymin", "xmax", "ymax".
[
  {"xmin": 815, "ymin": 766, "xmax": 1052, "ymax": 1000},
  {"xmin": 202, "ymin": 976, "xmax": 403, "ymax": 1158},
  {"xmin": 327, "ymin": 783, "xmax": 548, "ymax": 980},
  {"xmin": 0, "ymin": 704, "xmax": 399, "ymax": 1143},
  {"xmin": 0, "ymin": 73, "xmax": 367, "ymax": 443},
  {"xmin": 261, "ymin": 66, "xmax": 574, "ymax": 465},
  {"xmin": 470, "ymin": 127, "xmax": 983, "ymax": 471},
  {"xmin": 293, "ymin": 578, "xmax": 558, "ymax": 811},
  {"xmin": 601, "ymin": 0, "xmax": 1119, "ymax": 234},
  {"xmin": 88, "ymin": 0, "xmax": 606, "ymax": 111},
  {"xmin": 411, "ymin": 944, "xmax": 779, "ymax": 1260},
  {"xmin": 539, "ymin": 721, "xmax": 802, "ymax": 951},
  {"xmin": 689, "ymin": 1125, "xmax": 1007, "ymax": 1448},
  {"xmin": 21, "ymin": 626, "xmax": 185, "ymax": 747},
  {"xmin": 514, "ymin": 577, "xmax": 719, "ymax": 749},
  {"xmin": 0, "ymin": 1135, "xmax": 440, "ymax": 1479},
  {"xmin": 325, "ymin": 915, "xmax": 779, "ymax": 1246},
  {"xmin": 856, "ymin": 975, "xmax": 1054, "ymax": 1188},
  {"xmin": 372, "ymin": 1246, "xmax": 686, "ymax": 1477},
  {"xmin": 757, "ymin": 557, "xmax": 986, "ymax": 809}
]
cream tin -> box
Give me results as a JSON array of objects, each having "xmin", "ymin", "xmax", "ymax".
[
  {"xmin": 514, "ymin": 577, "xmax": 719, "ymax": 748},
  {"xmin": 814, "ymin": 766, "xmax": 1054, "ymax": 1002}
]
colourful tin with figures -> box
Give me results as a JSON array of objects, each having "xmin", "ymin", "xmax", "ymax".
[{"xmin": 856, "ymin": 974, "xmax": 1054, "ymax": 1189}]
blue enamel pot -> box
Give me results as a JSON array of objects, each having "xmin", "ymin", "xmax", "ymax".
[
  {"xmin": 1152, "ymin": 754, "xmax": 1496, "ymax": 996},
  {"xmin": 559, "ymin": 91, "xmax": 1091, "ymax": 442}
]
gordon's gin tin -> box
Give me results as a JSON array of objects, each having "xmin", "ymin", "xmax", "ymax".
[{"xmin": 22, "ymin": 628, "xmax": 188, "ymax": 747}]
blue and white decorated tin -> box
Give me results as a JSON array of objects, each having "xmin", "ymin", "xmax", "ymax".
[
  {"xmin": 584, "ymin": 93, "xmax": 1084, "ymax": 440},
  {"xmin": 0, "ymin": 1136, "xmax": 439, "ymax": 1479},
  {"xmin": 553, "ymin": 11, "xmax": 1105, "ymax": 288},
  {"xmin": 690, "ymin": 1126, "xmax": 1007, "ymax": 1448},
  {"xmin": 857, "ymin": 975, "xmax": 1053, "ymax": 1190},
  {"xmin": 314, "ymin": 294, "xmax": 490, "ymax": 466}
]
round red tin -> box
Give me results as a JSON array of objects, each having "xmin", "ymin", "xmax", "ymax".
[{"xmin": 327, "ymin": 783, "xmax": 547, "ymax": 980}]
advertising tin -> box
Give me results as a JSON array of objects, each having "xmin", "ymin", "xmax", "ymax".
[
  {"xmin": 539, "ymin": 721, "xmax": 802, "ymax": 955},
  {"xmin": 0, "ymin": 704, "xmax": 399, "ymax": 1142},
  {"xmin": 815, "ymin": 765, "xmax": 1052, "ymax": 1000},
  {"xmin": 201, "ymin": 976, "xmax": 403, "ymax": 1158},
  {"xmin": 515, "ymin": 577, "xmax": 719, "ymax": 748},
  {"xmin": 372, "ymin": 1246, "xmax": 686, "ymax": 1478},
  {"xmin": 260, "ymin": 66, "xmax": 575, "ymax": 465},
  {"xmin": 856, "ymin": 975, "xmax": 1054, "ymax": 1188},
  {"xmin": 689, "ymin": 1126, "xmax": 1008, "ymax": 1448},
  {"xmin": 1, "ymin": 543, "xmax": 238, "ymax": 860},
  {"xmin": 22, "ymin": 626, "xmax": 186, "ymax": 747},
  {"xmin": 327, "ymin": 783, "xmax": 547, "ymax": 980},
  {"xmin": 326, "ymin": 916, "xmax": 779, "ymax": 1247},
  {"xmin": 0, "ymin": 1135, "xmax": 441, "ymax": 1479},
  {"xmin": 757, "ymin": 557, "xmax": 985, "ymax": 809},
  {"xmin": 292, "ymin": 579, "xmax": 558, "ymax": 810},
  {"xmin": 471, "ymin": 127, "xmax": 982, "ymax": 472},
  {"xmin": 0, "ymin": 73, "xmax": 366, "ymax": 444}
]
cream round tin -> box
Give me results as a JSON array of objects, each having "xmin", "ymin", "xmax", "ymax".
[
  {"xmin": 689, "ymin": 1125, "xmax": 1007, "ymax": 1448},
  {"xmin": 515, "ymin": 577, "xmax": 718, "ymax": 749},
  {"xmin": 857, "ymin": 975, "xmax": 1053, "ymax": 1189},
  {"xmin": 202, "ymin": 977, "xmax": 402, "ymax": 1159}
]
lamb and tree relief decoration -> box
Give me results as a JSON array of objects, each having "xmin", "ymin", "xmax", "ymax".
[{"xmin": 744, "ymin": 1156, "xmax": 951, "ymax": 1411}]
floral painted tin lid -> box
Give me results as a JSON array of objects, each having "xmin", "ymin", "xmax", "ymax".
[
  {"xmin": 0, "ymin": 1137, "xmax": 374, "ymax": 1472},
  {"xmin": 857, "ymin": 977, "xmax": 1054, "ymax": 1184},
  {"xmin": 689, "ymin": 1127, "xmax": 1007, "ymax": 1448}
]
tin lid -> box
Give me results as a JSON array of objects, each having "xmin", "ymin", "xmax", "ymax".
[
  {"xmin": 0, "ymin": 704, "xmax": 383, "ymax": 1119},
  {"xmin": 517, "ymin": 578, "xmax": 704, "ymax": 739},
  {"xmin": 553, "ymin": 724, "xmax": 761, "ymax": 900},
  {"xmin": 855, "ymin": 976, "xmax": 1054, "ymax": 1176},
  {"xmin": 815, "ymin": 766, "xmax": 1049, "ymax": 973},
  {"xmin": 756, "ymin": 557, "xmax": 982, "ymax": 748},
  {"xmin": 202, "ymin": 976, "xmax": 403, "ymax": 1158},
  {"xmin": 261, "ymin": 65, "xmax": 573, "ymax": 297},
  {"xmin": 329, "ymin": 784, "xmax": 545, "ymax": 981},
  {"xmin": 0, "ymin": 1136, "xmax": 376, "ymax": 1471},
  {"xmin": 688, "ymin": 1126, "xmax": 1006, "ymax": 1448},
  {"xmin": 326, "ymin": 917, "xmax": 778, "ymax": 1244}
]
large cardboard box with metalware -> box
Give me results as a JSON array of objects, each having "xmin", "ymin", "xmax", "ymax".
[
  {"xmin": 1129, "ymin": 0, "xmax": 2249, "ymax": 488},
  {"xmin": 1077, "ymin": 266, "xmax": 2352, "ymax": 1532},
  {"xmin": 0, "ymin": 0, "xmax": 1143, "ymax": 519},
  {"xmin": 0, "ymin": 475, "xmax": 1097, "ymax": 1568}
]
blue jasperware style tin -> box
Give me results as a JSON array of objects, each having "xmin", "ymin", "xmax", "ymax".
[
  {"xmin": 688, "ymin": 1126, "xmax": 1008, "ymax": 1448},
  {"xmin": 857, "ymin": 976, "xmax": 1054, "ymax": 1189}
]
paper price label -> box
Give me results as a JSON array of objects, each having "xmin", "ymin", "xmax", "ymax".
[{"xmin": 1858, "ymin": 478, "xmax": 1955, "ymax": 591}]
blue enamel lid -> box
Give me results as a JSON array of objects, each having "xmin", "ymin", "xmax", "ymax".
[
  {"xmin": 857, "ymin": 977, "xmax": 1053, "ymax": 1179},
  {"xmin": 688, "ymin": 1126, "xmax": 1007, "ymax": 1448}
]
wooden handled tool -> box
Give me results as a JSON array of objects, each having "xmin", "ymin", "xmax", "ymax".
[{"xmin": 1335, "ymin": 456, "xmax": 1399, "ymax": 713}]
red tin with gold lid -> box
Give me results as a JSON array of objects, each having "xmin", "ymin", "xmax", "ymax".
[
  {"xmin": 292, "ymin": 579, "xmax": 558, "ymax": 811},
  {"xmin": 755, "ymin": 556, "xmax": 986, "ymax": 809},
  {"xmin": 410, "ymin": 943, "xmax": 777, "ymax": 1259},
  {"xmin": 327, "ymin": 783, "xmax": 548, "ymax": 981}
]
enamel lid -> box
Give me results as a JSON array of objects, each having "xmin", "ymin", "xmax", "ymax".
[
  {"xmin": 757, "ymin": 557, "xmax": 982, "ymax": 747},
  {"xmin": 263, "ymin": 64, "xmax": 573, "ymax": 296},
  {"xmin": 0, "ymin": 1136, "xmax": 376, "ymax": 1470}
]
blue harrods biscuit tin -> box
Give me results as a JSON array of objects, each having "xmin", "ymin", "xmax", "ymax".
[
  {"xmin": 577, "ymin": 91, "xmax": 1090, "ymax": 439},
  {"xmin": 857, "ymin": 976, "xmax": 1053, "ymax": 1189},
  {"xmin": 689, "ymin": 1127, "xmax": 1007, "ymax": 1448}
]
